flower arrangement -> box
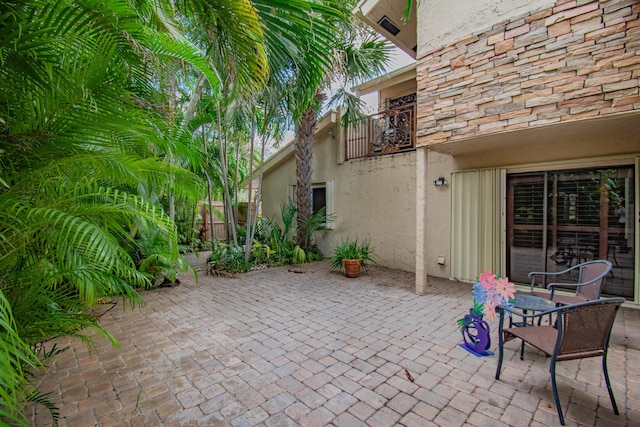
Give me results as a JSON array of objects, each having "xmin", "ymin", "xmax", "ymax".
[{"xmin": 462, "ymin": 270, "xmax": 516, "ymax": 322}]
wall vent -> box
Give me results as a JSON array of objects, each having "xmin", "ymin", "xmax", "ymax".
[{"xmin": 377, "ymin": 16, "xmax": 400, "ymax": 36}]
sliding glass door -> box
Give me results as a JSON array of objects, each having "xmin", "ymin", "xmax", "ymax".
[{"xmin": 507, "ymin": 166, "xmax": 635, "ymax": 299}]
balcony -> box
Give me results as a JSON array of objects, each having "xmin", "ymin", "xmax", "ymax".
[{"xmin": 346, "ymin": 99, "xmax": 416, "ymax": 161}]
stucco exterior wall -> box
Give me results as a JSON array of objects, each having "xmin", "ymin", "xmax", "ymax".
[
  {"xmin": 415, "ymin": 148, "xmax": 456, "ymax": 290},
  {"xmin": 259, "ymin": 150, "xmax": 296, "ymax": 228},
  {"xmin": 379, "ymin": 79, "xmax": 416, "ymax": 105},
  {"xmin": 321, "ymin": 153, "xmax": 417, "ymax": 272},
  {"xmin": 261, "ymin": 127, "xmax": 417, "ymax": 272},
  {"xmin": 424, "ymin": 150, "xmax": 455, "ymax": 277},
  {"xmin": 417, "ymin": 0, "xmax": 553, "ymax": 54}
]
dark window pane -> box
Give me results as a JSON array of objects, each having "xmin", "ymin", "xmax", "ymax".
[
  {"xmin": 312, "ymin": 187, "xmax": 326, "ymax": 214},
  {"xmin": 507, "ymin": 166, "xmax": 635, "ymax": 300}
]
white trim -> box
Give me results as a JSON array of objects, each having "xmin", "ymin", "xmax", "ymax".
[
  {"xmin": 500, "ymin": 168, "xmax": 507, "ymax": 276},
  {"xmin": 352, "ymin": 63, "xmax": 417, "ymax": 96},
  {"xmin": 627, "ymin": 157, "xmax": 640, "ymax": 305},
  {"xmin": 288, "ymin": 184, "xmax": 295, "ymax": 203},
  {"xmin": 505, "ymin": 155, "xmax": 636, "ymax": 174},
  {"xmin": 325, "ymin": 180, "xmax": 335, "ymax": 230}
]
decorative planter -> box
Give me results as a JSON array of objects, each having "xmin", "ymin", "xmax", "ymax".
[
  {"xmin": 461, "ymin": 309, "xmax": 491, "ymax": 354},
  {"xmin": 343, "ymin": 259, "xmax": 362, "ymax": 278}
]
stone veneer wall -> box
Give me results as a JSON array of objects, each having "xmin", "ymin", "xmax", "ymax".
[{"xmin": 416, "ymin": 0, "xmax": 640, "ymax": 146}]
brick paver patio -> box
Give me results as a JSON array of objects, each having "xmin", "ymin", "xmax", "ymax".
[{"xmin": 29, "ymin": 257, "xmax": 640, "ymax": 426}]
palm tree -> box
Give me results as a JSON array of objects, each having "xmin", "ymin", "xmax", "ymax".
[
  {"xmin": 0, "ymin": 0, "xmax": 352, "ymax": 422},
  {"xmin": 0, "ymin": 0, "xmax": 242, "ymax": 422},
  {"xmin": 291, "ymin": 0, "xmax": 391, "ymax": 249},
  {"xmin": 243, "ymin": 83, "xmax": 293, "ymax": 260},
  {"xmin": 176, "ymin": 0, "xmax": 342, "ymax": 250}
]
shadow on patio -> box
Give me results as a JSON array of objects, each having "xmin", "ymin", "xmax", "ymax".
[{"xmin": 30, "ymin": 257, "xmax": 640, "ymax": 426}]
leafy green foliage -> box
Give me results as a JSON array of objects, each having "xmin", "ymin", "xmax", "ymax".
[
  {"xmin": 207, "ymin": 244, "xmax": 251, "ymax": 273},
  {"xmin": 0, "ymin": 0, "xmax": 365, "ymax": 422},
  {"xmin": 289, "ymin": 0, "xmax": 391, "ymax": 248},
  {"xmin": 305, "ymin": 245, "xmax": 324, "ymax": 262},
  {"xmin": 135, "ymin": 228, "xmax": 197, "ymax": 287},
  {"xmin": 293, "ymin": 245, "xmax": 307, "ymax": 264},
  {"xmin": 208, "ymin": 199, "xmax": 327, "ymax": 271},
  {"xmin": 0, "ymin": 289, "xmax": 38, "ymax": 427},
  {"xmin": 0, "ymin": 0, "xmax": 206, "ymax": 421},
  {"xmin": 251, "ymin": 241, "xmax": 275, "ymax": 264}
]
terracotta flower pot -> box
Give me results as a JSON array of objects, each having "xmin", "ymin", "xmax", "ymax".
[{"xmin": 343, "ymin": 259, "xmax": 362, "ymax": 278}]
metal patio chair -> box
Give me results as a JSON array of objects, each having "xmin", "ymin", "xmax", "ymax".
[
  {"xmin": 529, "ymin": 259, "xmax": 612, "ymax": 305},
  {"xmin": 495, "ymin": 297, "xmax": 625, "ymax": 425}
]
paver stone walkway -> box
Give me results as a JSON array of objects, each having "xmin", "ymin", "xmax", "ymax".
[{"xmin": 29, "ymin": 256, "xmax": 640, "ymax": 426}]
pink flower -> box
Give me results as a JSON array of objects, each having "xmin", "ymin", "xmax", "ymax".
[
  {"xmin": 495, "ymin": 277, "xmax": 516, "ymax": 301},
  {"xmin": 479, "ymin": 270, "xmax": 496, "ymax": 290},
  {"xmin": 483, "ymin": 300, "xmax": 497, "ymax": 320},
  {"xmin": 485, "ymin": 287, "xmax": 502, "ymax": 305}
]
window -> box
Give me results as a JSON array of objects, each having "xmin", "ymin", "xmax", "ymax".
[
  {"xmin": 289, "ymin": 181, "xmax": 334, "ymax": 229},
  {"xmin": 312, "ymin": 186, "xmax": 326, "ymax": 215},
  {"xmin": 507, "ymin": 166, "xmax": 635, "ymax": 300}
]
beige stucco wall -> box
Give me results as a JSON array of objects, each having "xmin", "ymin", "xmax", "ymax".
[
  {"xmin": 259, "ymin": 148, "xmax": 296, "ymax": 230},
  {"xmin": 416, "ymin": 0, "xmax": 553, "ymax": 54},
  {"xmin": 379, "ymin": 79, "xmax": 416, "ymax": 106},
  {"xmin": 261, "ymin": 124, "xmax": 417, "ymax": 272},
  {"xmin": 425, "ymin": 150, "xmax": 455, "ymax": 276}
]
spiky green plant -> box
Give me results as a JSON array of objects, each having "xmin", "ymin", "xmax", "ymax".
[{"xmin": 329, "ymin": 237, "xmax": 376, "ymax": 272}]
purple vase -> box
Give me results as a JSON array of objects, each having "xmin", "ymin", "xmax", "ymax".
[{"xmin": 461, "ymin": 309, "xmax": 491, "ymax": 353}]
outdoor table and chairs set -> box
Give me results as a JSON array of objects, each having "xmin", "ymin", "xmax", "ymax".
[{"xmin": 493, "ymin": 260, "xmax": 623, "ymax": 425}]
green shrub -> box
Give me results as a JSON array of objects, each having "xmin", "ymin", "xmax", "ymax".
[
  {"xmin": 207, "ymin": 244, "xmax": 251, "ymax": 273},
  {"xmin": 251, "ymin": 241, "xmax": 275, "ymax": 264},
  {"xmin": 305, "ymin": 245, "xmax": 324, "ymax": 262}
]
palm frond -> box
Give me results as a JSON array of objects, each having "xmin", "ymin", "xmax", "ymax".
[{"xmin": 0, "ymin": 289, "xmax": 39, "ymax": 427}]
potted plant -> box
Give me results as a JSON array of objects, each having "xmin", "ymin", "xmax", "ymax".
[{"xmin": 329, "ymin": 237, "xmax": 375, "ymax": 278}]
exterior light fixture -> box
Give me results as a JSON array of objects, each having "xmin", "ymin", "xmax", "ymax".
[{"xmin": 434, "ymin": 176, "xmax": 447, "ymax": 187}]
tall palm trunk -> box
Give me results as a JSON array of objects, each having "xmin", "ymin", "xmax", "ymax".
[
  {"xmin": 202, "ymin": 123, "xmax": 217, "ymax": 250},
  {"xmin": 166, "ymin": 79, "xmax": 177, "ymax": 227},
  {"xmin": 205, "ymin": 170, "xmax": 216, "ymax": 246},
  {"xmin": 250, "ymin": 132, "xmax": 268, "ymax": 240},
  {"xmin": 234, "ymin": 140, "xmax": 240, "ymax": 232},
  {"xmin": 295, "ymin": 92, "xmax": 324, "ymax": 249},
  {"xmin": 244, "ymin": 112, "xmax": 257, "ymax": 260},
  {"xmin": 217, "ymin": 104, "xmax": 238, "ymax": 246}
]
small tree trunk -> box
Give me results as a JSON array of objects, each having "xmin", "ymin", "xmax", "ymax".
[
  {"xmin": 234, "ymin": 141, "xmax": 240, "ymax": 233},
  {"xmin": 217, "ymin": 105, "xmax": 237, "ymax": 246},
  {"xmin": 251, "ymin": 133, "xmax": 268, "ymax": 238},
  {"xmin": 244, "ymin": 112, "xmax": 257, "ymax": 261},
  {"xmin": 195, "ymin": 87, "xmax": 216, "ymax": 250},
  {"xmin": 205, "ymin": 171, "xmax": 216, "ymax": 248}
]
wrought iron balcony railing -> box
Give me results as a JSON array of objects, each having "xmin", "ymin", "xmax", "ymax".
[{"xmin": 346, "ymin": 102, "xmax": 416, "ymax": 160}]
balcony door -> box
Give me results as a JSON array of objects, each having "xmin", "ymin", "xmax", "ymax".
[{"xmin": 507, "ymin": 166, "xmax": 635, "ymax": 299}]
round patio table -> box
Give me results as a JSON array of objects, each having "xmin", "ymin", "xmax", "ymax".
[
  {"xmin": 513, "ymin": 294, "xmax": 557, "ymax": 312},
  {"xmin": 509, "ymin": 294, "xmax": 557, "ymax": 327}
]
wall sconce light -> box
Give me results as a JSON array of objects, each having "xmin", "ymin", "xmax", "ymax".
[{"xmin": 434, "ymin": 176, "xmax": 447, "ymax": 187}]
